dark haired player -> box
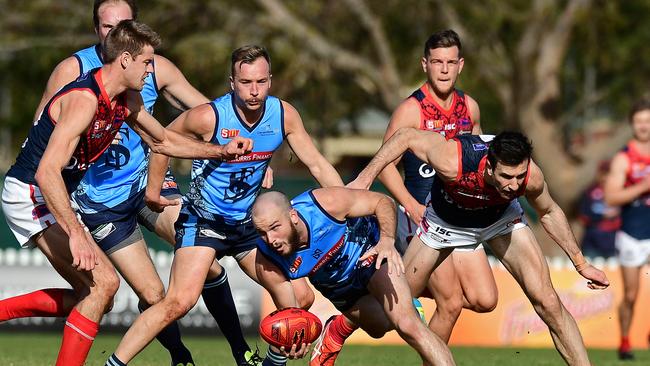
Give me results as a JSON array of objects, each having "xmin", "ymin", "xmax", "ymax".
[{"xmin": 348, "ymin": 129, "xmax": 609, "ymax": 365}]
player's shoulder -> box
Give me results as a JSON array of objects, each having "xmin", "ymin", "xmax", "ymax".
[
  {"xmin": 389, "ymin": 97, "xmax": 421, "ymax": 127},
  {"xmin": 525, "ymin": 160, "xmax": 545, "ymax": 192},
  {"xmin": 610, "ymin": 150, "xmax": 631, "ymax": 170},
  {"xmin": 51, "ymin": 56, "xmax": 82, "ymax": 82}
]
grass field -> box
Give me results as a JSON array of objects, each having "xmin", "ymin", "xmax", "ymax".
[{"xmin": 0, "ymin": 333, "xmax": 648, "ymax": 365}]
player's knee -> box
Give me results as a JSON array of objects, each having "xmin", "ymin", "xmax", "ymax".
[
  {"xmin": 365, "ymin": 326, "xmax": 387, "ymax": 339},
  {"xmin": 392, "ymin": 313, "xmax": 422, "ymax": 339},
  {"xmin": 622, "ymin": 290, "xmax": 638, "ymax": 305},
  {"xmin": 436, "ymin": 295, "xmax": 463, "ymax": 319},
  {"xmin": 532, "ymin": 291, "xmax": 562, "ymax": 319},
  {"xmin": 139, "ymin": 286, "xmax": 165, "ymax": 307},
  {"xmin": 466, "ymin": 293, "xmax": 498, "ymax": 313},
  {"xmin": 163, "ymin": 295, "xmax": 196, "ymax": 321},
  {"xmin": 94, "ymin": 270, "xmax": 120, "ymax": 302}
]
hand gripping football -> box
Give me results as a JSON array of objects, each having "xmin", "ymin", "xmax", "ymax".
[{"xmin": 259, "ymin": 307, "xmax": 323, "ymax": 349}]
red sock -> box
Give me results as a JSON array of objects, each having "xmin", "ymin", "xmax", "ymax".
[
  {"xmin": 620, "ymin": 336, "xmax": 631, "ymax": 352},
  {"xmin": 329, "ymin": 315, "xmax": 358, "ymax": 345},
  {"xmin": 0, "ymin": 288, "xmax": 70, "ymax": 321},
  {"xmin": 55, "ymin": 308, "xmax": 99, "ymax": 366}
]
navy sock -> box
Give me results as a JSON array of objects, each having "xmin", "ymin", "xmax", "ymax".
[
  {"xmin": 262, "ymin": 348, "xmax": 287, "ymax": 366},
  {"xmin": 202, "ymin": 270, "xmax": 251, "ymax": 360},
  {"xmin": 138, "ymin": 303, "xmax": 193, "ymax": 363},
  {"xmin": 105, "ymin": 353, "xmax": 127, "ymax": 366}
]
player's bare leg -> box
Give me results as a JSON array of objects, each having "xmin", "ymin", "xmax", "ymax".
[
  {"xmin": 112, "ymin": 246, "xmax": 215, "ymax": 363},
  {"xmin": 488, "ymin": 227, "xmax": 590, "ymax": 366},
  {"xmin": 367, "ymin": 263, "xmax": 455, "ymax": 366},
  {"xmin": 453, "ymin": 248, "xmax": 498, "ymax": 312},
  {"xmin": 426, "ymin": 256, "xmax": 463, "ymax": 342},
  {"xmin": 403, "ymin": 236, "xmax": 453, "ymax": 297},
  {"xmin": 618, "ymin": 265, "xmax": 641, "ymax": 358},
  {"xmin": 35, "ymin": 224, "xmax": 119, "ymax": 365}
]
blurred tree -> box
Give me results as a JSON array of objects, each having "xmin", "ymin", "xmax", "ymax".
[{"xmin": 1, "ymin": 0, "xmax": 649, "ymax": 210}]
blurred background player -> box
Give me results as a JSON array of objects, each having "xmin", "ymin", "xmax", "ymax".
[
  {"xmin": 604, "ymin": 98, "xmax": 650, "ymax": 360},
  {"xmin": 30, "ymin": 1, "xmax": 260, "ymax": 365},
  {"xmin": 577, "ymin": 159, "xmax": 620, "ymax": 259}
]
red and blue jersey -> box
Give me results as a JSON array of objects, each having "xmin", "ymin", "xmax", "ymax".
[
  {"xmin": 257, "ymin": 190, "xmax": 380, "ymax": 290},
  {"xmin": 403, "ymin": 85, "xmax": 474, "ymax": 204},
  {"xmin": 429, "ymin": 135, "xmax": 530, "ymax": 228},
  {"xmin": 620, "ymin": 141, "xmax": 650, "ymax": 239},
  {"xmin": 7, "ymin": 68, "xmax": 127, "ymax": 193},
  {"xmin": 185, "ymin": 93, "xmax": 284, "ymax": 221}
]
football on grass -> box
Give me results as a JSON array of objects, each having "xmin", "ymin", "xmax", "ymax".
[{"xmin": 259, "ymin": 307, "xmax": 323, "ymax": 349}]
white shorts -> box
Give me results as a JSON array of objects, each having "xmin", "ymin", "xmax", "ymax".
[
  {"xmin": 2, "ymin": 176, "xmax": 82, "ymax": 248},
  {"xmin": 416, "ymin": 199, "xmax": 528, "ymax": 250},
  {"xmin": 616, "ymin": 231, "xmax": 650, "ymax": 267},
  {"xmin": 398, "ymin": 203, "xmax": 486, "ymax": 253}
]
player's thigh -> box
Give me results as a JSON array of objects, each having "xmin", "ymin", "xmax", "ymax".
[
  {"xmin": 367, "ymin": 263, "xmax": 417, "ymax": 325},
  {"xmin": 109, "ymin": 239, "xmax": 164, "ymax": 302},
  {"xmin": 487, "ymin": 227, "xmax": 552, "ymax": 299},
  {"xmin": 167, "ymin": 246, "xmax": 217, "ymax": 306},
  {"xmin": 138, "ymin": 200, "xmax": 181, "ymax": 246},
  {"xmin": 236, "ymin": 248, "xmax": 259, "ymax": 282},
  {"xmin": 34, "ymin": 224, "xmax": 116, "ymax": 292},
  {"xmin": 452, "ymin": 248, "xmax": 497, "ymax": 308},
  {"xmin": 428, "ymin": 256, "xmax": 462, "ymax": 304},
  {"xmin": 403, "ymin": 235, "xmax": 452, "ymax": 295}
]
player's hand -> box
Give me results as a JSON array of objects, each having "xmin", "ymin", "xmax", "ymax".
[
  {"xmin": 262, "ymin": 167, "xmax": 274, "ymax": 189},
  {"xmin": 346, "ymin": 176, "xmax": 371, "ymax": 190},
  {"xmin": 279, "ymin": 342, "xmax": 310, "ymax": 359},
  {"xmin": 69, "ymin": 227, "xmax": 98, "ymax": 272},
  {"xmin": 360, "ymin": 239, "xmax": 405, "ymax": 275},
  {"xmin": 222, "ymin": 136, "xmax": 253, "ymax": 160},
  {"xmin": 145, "ymin": 194, "xmax": 180, "ymax": 213},
  {"xmin": 405, "ymin": 202, "xmax": 426, "ymax": 225},
  {"xmin": 577, "ymin": 264, "xmax": 610, "ymax": 290}
]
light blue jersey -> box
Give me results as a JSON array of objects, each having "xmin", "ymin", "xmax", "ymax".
[
  {"xmin": 257, "ymin": 190, "xmax": 380, "ymax": 290},
  {"xmin": 185, "ymin": 93, "xmax": 284, "ymax": 222},
  {"xmin": 72, "ymin": 44, "xmax": 159, "ymax": 211}
]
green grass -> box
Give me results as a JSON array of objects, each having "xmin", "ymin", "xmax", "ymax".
[{"xmin": 0, "ymin": 332, "xmax": 647, "ymax": 365}]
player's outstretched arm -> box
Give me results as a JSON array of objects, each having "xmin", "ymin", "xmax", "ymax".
[
  {"xmin": 377, "ymin": 99, "xmax": 427, "ymax": 224},
  {"xmin": 35, "ymin": 91, "xmax": 100, "ymax": 271},
  {"xmin": 126, "ymin": 91, "xmax": 252, "ymax": 160},
  {"xmin": 348, "ymin": 127, "xmax": 452, "ymax": 190},
  {"xmin": 312, "ymin": 188, "xmax": 404, "ymax": 275},
  {"xmin": 154, "ymin": 55, "xmax": 209, "ymax": 110},
  {"xmin": 604, "ymin": 152, "xmax": 650, "ymax": 206},
  {"xmin": 283, "ymin": 101, "xmax": 343, "ymax": 187},
  {"xmin": 255, "ymin": 250, "xmax": 299, "ymax": 309},
  {"xmin": 525, "ymin": 162, "xmax": 609, "ymax": 290}
]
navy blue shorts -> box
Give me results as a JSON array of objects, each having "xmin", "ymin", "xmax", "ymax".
[
  {"xmin": 315, "ymin": 260, "xmax": 381, "ymax": 312},
  {"xmin": 174, "ymin": 203, "xmax": 258, "ymax": 258},
  {"xmin": 80, "ymin": 173, "xmax": 181, "ymax": 254}
]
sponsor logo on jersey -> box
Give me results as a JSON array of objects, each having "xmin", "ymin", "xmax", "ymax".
[
  {"xmin": 425, "ymin": 119, "xmax": 445, "ymax": 130},
  {"xmin": 228, "ymin": 151, "xmax": 273, "ymax": 163},
  {"xmin": 444, "ymin": 123, "xmax": 456, "ymax": 131},
  {"xmin": 289, "ymin": 256, "xmax": 303, "ymax": 273},
  {"xmin": 459, "ymin": 118, "xmax": 471, "ymax": 128},
  {"xmin": 310, "ymin": 234, "xmax": 345, "ymax": 275},
  {"xmin": 472, "ymin": 143, "xmax": 488, "ymax": 151},
  {"xmin": 221, "ymin": 128, "xmax": 240, "ymax": 138}
]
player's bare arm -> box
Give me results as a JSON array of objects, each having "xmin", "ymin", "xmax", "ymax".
[
  {"xmin": 604, "ymin": 152, "xmax": 649, "ymax": 206},
  {"xmin": 377, "ymin": 99, "xmax": 428, "ymax": 222},
  {"xmin": 255, "ymin": 252, "xmax": 299, "ymax": 309},
  {"xmin": 467, "ymin": 95, "xmax": 482, "ymax": 134},
  {"xmin": 350, "ymin": 128, "xmax": 456, "ymax": 189},
  {"xmin": 311, "ymin": 187, "xmax": 404, "ymax": 274},
  {"xmin": 144, "ymin": 103, "xmax": 222, "ymax": 212},
  {"xmin": 32, "ymin": 57, "xmax": 80, "ymax": 122},
  {"xmin": 154, "ymin": 55, "xmax": 209, "ymax": 110},
  {"xmin": 524, "ymin": 162, "xmax": 609, "ymax": 289},
  {"xmin": 34, "ymin": 91, "xmax": 99, "ymax": 271},
  {"xmin": 283, "ymin": 101, "xmax": 343, "ymax": 187},
  {"xmin": 126, "ymin": 91, "xmax": 252, "ymax": 160}
]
